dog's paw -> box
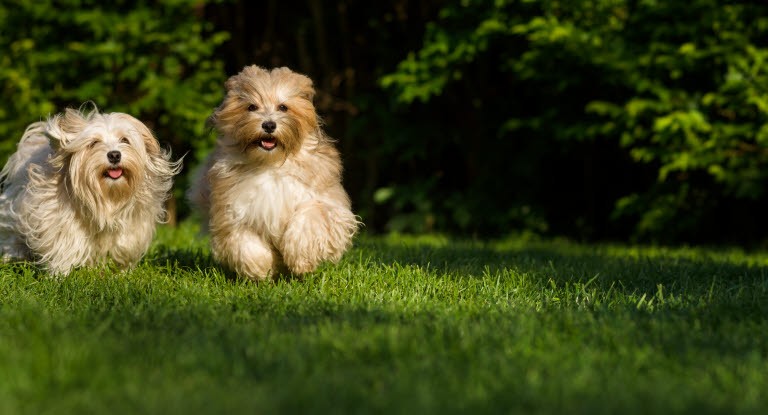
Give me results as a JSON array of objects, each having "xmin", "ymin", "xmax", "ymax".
[
  {"xmin": 280, "ymin": 201, "xmax": 357, "ymax": 275},
  {"xmin": 210, "ymin": 228, "xmax": 282, "ymax": 281}
]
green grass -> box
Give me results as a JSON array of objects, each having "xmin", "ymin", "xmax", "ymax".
[{"xmin": 1, "ymin": 223, "xmax": 767, "ymax": 414}]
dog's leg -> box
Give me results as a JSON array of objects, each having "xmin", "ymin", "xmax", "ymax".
[
  {"xmin": 210, "ymin": 226, "xmax": 282, "ymax": 280},
  {"xmin": 280, "ymin": 200, "xmax": 357, "ymax": 275}
]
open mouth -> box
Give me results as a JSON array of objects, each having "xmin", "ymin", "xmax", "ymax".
[
  {"xmin": 258, "ymin": 136, "xmax": 277, "ymax": 151},
  {"xmin": 103, "ymin": 167, "xmax": 123, "ymax": 180}
]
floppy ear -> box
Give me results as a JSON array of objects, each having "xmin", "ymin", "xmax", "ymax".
[
  {"xmin": 124, "ymin": 114, "xmax": 181, "ymax": 179},
  {"xmin": 208, "ymin": 72, "xmax": 241, "ymax": 128},
  {"xmin": 207, "ymin": 99, "xmax": 226, "ymax": 129},
  {"xmin": 223, "ymin": 76, "xmax": 238, "ymax": 92},
  {"xmin": 46, "ymin": 108, "xmax": 89, "ymax": 148},
  {"xmin": 207, "ymin": 82, "xmax": 243, "ymax": 131},
  {"xmin": 126, "ymin": 115, "xmax": 162, "ymax": 157},
  {"xmin": 293, "ymin": 73, "xmax": 315, "ymax": 101}
]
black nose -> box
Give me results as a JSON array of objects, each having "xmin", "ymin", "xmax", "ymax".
[
  {"xmin": 262, "ymin": 120, "xmax": 276, "ymax": 134},
  {"xmin": 107, "ymin": 150, "xmax": 121, "ymax": 164}
]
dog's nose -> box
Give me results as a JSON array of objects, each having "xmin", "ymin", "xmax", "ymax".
[
  {"xmin": 107, "ymin": 150, "xmax": 121, "ymax": 164},
  {"xmin": 262, "ymin": 120, "xmax": 277, "ymax": 134}
]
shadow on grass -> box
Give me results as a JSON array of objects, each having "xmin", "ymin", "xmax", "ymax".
[
  {"xmin": 142, "ymin": 234, "xmax": 768, "ymax": 305},
  {"xmin": 145, "ymin": 245, "xmax": 305, "ymax": 283},
  {"xmin": 358, "ymin": 238, "xmax": 768, "ymax": 301},
  {"xmin": 146, "ymin": 245, "xmax": 223, "ymax": 275}
]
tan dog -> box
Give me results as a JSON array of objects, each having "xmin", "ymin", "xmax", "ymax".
[
  {"xmin": 189, "ymin": 66, "xmax": 358, "ymax": 280},
  {"xmin": 0, "ymin": 107, "xmax": 179, "ymax": 274}
]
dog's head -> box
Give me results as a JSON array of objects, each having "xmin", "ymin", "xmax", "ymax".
[
  {"xmin": 208, "ymin": 66, "xmax": 318, "ymax": 162},
  {"xmin": 45, "ymin": 108, "xmax": 174, "ymax": 223}
]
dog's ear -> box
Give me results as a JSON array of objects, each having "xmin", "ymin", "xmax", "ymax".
[
  {"xmin": 46, "ymin": 108, "xmax": 89, "ymax": 147},
  {"xmin": 224, "ymin": 77, "xmax": 238, "ymax": 92},
  {"xmin": 208, "ymin": 77, "xmax": 243, "ymax": 130},
  {"xmin": 210, "ymin": 71, "xmax": 245, "ymax": 128},
  {"xmin": 207, "ymin": 101, "xmax": 224, "ymax": 128},
  {"xmin": 293, "ymin": 73, "xmax": 315, "ymax": 101},
  {"xmin": 122, "ymin": 114, "xmax": 181, "ymax": 178},
  {"xmin": 126, "ymin": 115, "xmax": 162, "ymax": 157}
]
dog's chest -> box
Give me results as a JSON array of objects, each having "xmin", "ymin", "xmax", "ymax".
[
  {"xmin": 229, "ymin": 170, "xmax": 311, "ymax": 232},
  {"xmin": 19, "ymin": 198, "xmax": 152, "ymax": 269},
  {"xmin": 79, "ymin": 212, "xmax": 153, "ymax": 262}
]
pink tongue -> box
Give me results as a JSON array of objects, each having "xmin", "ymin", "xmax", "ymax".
[
  {"xmin": 108, "ymin": 168, "xmax": 123, "ymax": 179},
  {"xmin": 261, "ymin": 140, "xmax": 276, "ymax": 148}
]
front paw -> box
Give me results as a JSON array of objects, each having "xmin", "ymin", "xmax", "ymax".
[{"xmin": 280, "ymin": 201, "xmax": 357, "ymax": 275}]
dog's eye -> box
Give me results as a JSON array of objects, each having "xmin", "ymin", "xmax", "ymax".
[
  {"xmin": 278, "ymin": 104, "xmax": 288, "ymax": 112},
  {"xmin": 120, "ymin": 137, "xmax": 130, "ymax": 145},
  {"xmin": 247, "ymin": 104, "xmax": 258, "ymax": 112},
  {"xmin": 88, "ymin": 140, "xmax": 98, "ymax": 149}
]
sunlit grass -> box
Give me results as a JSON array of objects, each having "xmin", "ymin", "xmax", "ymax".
[{"xmin": 1, "ymin": 222, "xmax": 767, "ymax": 414}]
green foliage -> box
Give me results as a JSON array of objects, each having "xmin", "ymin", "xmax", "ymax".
[
  {"xmin": 382, "ymin": 0, "xmax": 768, "ymax": 240},
  {"xmin": 1, "ymin": 223, "xmax": 768, "ymax": 413},
  {"xmin": 0, "ymin": 0, "xmax": 228, "ymax": 168},
  {"xmin": 5, "ymin": 0, "xmax": 768, "ymax": 240},
  {"xmin": 594, "ymin": 1, "xmax": 768, "ymax": 237},
  {"xmin": 381, "ymin": 0, "xmax": 519, "ymax": 104}
]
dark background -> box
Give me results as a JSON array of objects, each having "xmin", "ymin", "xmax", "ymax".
[{"xmin": 3, "ymin": 0, "xmax": 768, "ymax": 245}]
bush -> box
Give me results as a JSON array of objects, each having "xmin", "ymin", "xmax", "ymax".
[{"xmin": 382, "ymin": 0, "xmax": 768, "ymax": 241}]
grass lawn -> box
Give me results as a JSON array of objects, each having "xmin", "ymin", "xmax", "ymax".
[{"xmin": 1, "ymin": 222, "xmax": 767, "ymax": 414}]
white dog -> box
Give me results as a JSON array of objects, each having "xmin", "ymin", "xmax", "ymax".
[
  {"xmin": 0, "ymin": 107, "xmax": 179, "ymax": 274},
  {"xmin": 189, "ymin": 66, "xmax": 358, "ymax": 280}
]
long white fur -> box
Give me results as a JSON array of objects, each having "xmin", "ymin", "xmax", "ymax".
[{"xmin": 0, "ymin": 107, "xmax": 179, "ymax": 275}]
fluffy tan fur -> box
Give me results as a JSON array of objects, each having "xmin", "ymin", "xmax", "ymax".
[
  {"xmin": 189, "ymin": 66, "xmax": 358, "ymax": 280},
  {"xmin": 0, "ymin": 107, "xmax": 180, "ymax": 274}
]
